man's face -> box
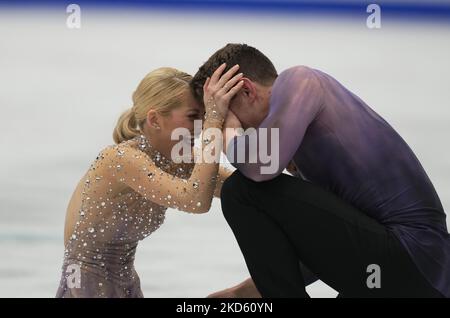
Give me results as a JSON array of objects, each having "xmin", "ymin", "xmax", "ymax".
[{"xmin": 228, "ymin": 78, "xmax": 271, "ymax": 129}]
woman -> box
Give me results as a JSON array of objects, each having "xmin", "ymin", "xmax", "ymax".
[{"xmin": 56, "ymin": 63, "xmax": 244, "ymax": 297}]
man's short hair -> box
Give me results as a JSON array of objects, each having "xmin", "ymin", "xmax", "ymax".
[{"xmin": 190, "ymin": 43, "xmax": 278, "ymax": 106}]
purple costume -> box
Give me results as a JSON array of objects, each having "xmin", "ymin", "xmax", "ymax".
[{"xmin": 229, "ymin": 66, "xmax": 450, "ymax": 297}]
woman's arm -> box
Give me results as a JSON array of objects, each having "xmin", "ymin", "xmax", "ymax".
[
  {"xmin": 105, "ymin": 142, "xmax": 216, "ymax": 213},
  {"xmin": 108, "ymin": 64, "xmax": 243, "ymax": 214}
]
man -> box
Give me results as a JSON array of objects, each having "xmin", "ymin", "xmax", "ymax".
[{"xmin": 190, "ymin": 43, "xmax": 449, "ymax": 297}]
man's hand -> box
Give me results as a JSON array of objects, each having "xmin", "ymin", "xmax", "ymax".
[
  {"xmin": 207, "ymin": 278, "xmax": 261, "ymax": 298},
  {"xmin": 224, "ymin": 109, "xmax": 242, "ymax": 130},
  {"xmin": 222, "ymin": 110, "xmax": 243, "ymax": 153}
]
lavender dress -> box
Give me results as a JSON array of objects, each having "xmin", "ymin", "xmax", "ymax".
[{"xmin": 56, "ymin": 135, "xmax": 191, "ymax": 297}]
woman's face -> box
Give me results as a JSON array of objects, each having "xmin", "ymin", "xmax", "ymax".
[{"xmin": 158, "ymin": 90, "xmax": 203, "ymax": 158}]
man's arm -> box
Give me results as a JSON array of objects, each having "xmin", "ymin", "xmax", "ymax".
[{"xmin": 227, "ymin": 66, "xmax": 324, "ymax": 182}]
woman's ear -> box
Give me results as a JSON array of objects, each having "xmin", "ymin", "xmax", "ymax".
[{"xmin": 146, "ymin": 110, "xmax": 161, "ymax": 130}]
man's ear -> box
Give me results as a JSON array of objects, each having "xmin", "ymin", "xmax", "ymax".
[{"xmin": 241, "ymin": 78, "xmax": 257, "ymax": 101}]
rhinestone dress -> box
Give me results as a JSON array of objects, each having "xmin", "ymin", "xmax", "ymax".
[{"xmin": 56, "ymin": 135, "xmax": 199, "ymax": 297}]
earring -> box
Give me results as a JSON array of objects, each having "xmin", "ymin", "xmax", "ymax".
[{"xmin": 153, "ymin": 124, "xmax": 161, "ymax": 130}]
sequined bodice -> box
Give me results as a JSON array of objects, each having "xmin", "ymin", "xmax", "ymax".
[{"xmin": 58, "ymin": 135, "xmax": 193, "ymax": 297}]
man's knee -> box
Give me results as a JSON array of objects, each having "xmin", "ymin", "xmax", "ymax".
[
  {"xmin": 221, "ymin": 170, "xmax": 247, "ymax": 202},
  {"xmin": 221, "ymin": 170, "xmax": 290, "ymax": 203},
  {"xmin": 220, "ymin": 170, "xmax": 255, "ymax": 218},
  {"xmin": 221, "ymin": 171, "xmax": 265, "ymax": 228}
]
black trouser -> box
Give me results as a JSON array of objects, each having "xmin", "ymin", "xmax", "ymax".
[{"xmin": 221, "ymin": 171, "xmax": 442, "ymax": 298}]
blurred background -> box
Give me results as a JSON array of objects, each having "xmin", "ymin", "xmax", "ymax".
[{"xmin": 0, "ymin": 0, "xmax": 449, "ymax": 297}]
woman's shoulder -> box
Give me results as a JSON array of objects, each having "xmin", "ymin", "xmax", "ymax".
[
  {"xmin": 85, "ymin": 140, "xmax": 156, "ymax": 186},
  {"xmin": 106, "ymin": 135, "xmax": 172, "ymax": 169},
  {"xmin": 93, "ymin": 138, "xmax": 146, "ymax": 166}
]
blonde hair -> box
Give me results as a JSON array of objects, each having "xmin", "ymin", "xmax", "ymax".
[{"xmin": 113, "ymin": 67, "xmax": 192, "ymax": 144}]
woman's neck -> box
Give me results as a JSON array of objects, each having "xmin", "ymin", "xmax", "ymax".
[{"xmin": 141, "ymin": 127, "xmax": 171, "ymax": 159}]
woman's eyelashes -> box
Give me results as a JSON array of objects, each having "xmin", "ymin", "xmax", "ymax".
[{"xmin": 188, "ymin": 112, "xmax": 201, "ymax": 120}]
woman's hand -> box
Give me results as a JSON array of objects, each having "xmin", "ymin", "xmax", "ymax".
[{"xmin": 203, "ymin": 63, "xmax": 244, "ymax": 122}]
